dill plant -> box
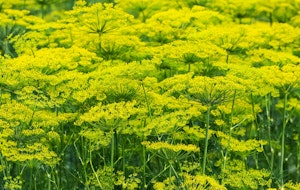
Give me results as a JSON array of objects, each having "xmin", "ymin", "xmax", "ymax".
[{"xmin": 0, "ymin": 0, "xmax": 300, "ymax": 189}]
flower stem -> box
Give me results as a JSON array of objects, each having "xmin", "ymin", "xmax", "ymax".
[
  {"xmin": 141, "ymin": 82, "xmax": 152, "ymax": 120},
  {"xmin": 222, "ymin": 90, "xmax": 236, "ymax": 179},
  {"xmin": 203, "ymin": 105, "xmax": 211, "ymax": 175},
  {"xmin": 111, "ymin": 131, "xmax": 115, "ymax": 169},
  {"xmin": 142, "ymin": 142, "xmax": 147, "ymax": 188},
  {"xmin": 266, "ymin": 93, "xmax": 274, "ymax": 172},
  {"xmin": 280, "ymin": 92, "xmax": 288, "ymax": 187}
]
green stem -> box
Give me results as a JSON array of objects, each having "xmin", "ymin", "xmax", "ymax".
[
  {"xmin": 170, "ymin": 164, "xmax": 185, "ymax": 188},
  {"xmin": 23, "ymin": 0, "xmax": 26, "ymax": 9},
  {"xmin": 52, "ymin": 168, "xmax": 60, "ymax": 190},
  {"xmin": 222, "ymin": 90, "xmax": 236, "ymax": 179},
  {"xmin": 250, "ymin": 93, "xmax": 259, "ymax": 169},
  {"xmin": 142, "ymin": 143, "xmax": 146, "ymax": 188},
  {"xmin": 111, "ymin": 130, "xmax": 115, "ymax": 170},
  {"xmin": 141, "ymin": 82, "xmax": 152, "ymax": 120},
  {"xmin": 148, "ymin": 164, "xmax": 170, "ymax": 186},
  {"xmin": 0, "ymin": 154, "xmax": 7, "ymax": 181},
  {"xmin": 141, "ymin": 10, "xmax": 146, "ymax": 23},
  {"xmin": 122, "ymin": 135, "xmax": 125, "ymax": 173},
  {"xmin": 48, "ymin": 171, "xmax": 51, "ymax": 190},
  {"xmin": 69, "ymin": 28, "xmax": 73, "ymax": 45},
  {"xmin": 30, "ymin": 48, "xmax": 36, "ymax": 57},
  {"xmin": 280, "ymin": 92, "xmax": 288, "ymax": 187},
  {"xmin": 226, "ymin": 54, "xmax": 229, "ymax": 64},
  {"xmin": 203, "ymin": 105, "xmax": 211, "ymax": 175},
  {"xmin": 169, "ymin": 164, "xmax": 172, "ymax": 186},
  {"xmin": 73, "ymin": 138, "xmax": 89, "ymax": 189},
  {"xmin": 266, "ymin": 93, "xmax": 274, "ymax": 171},
  {"xmin": 29, "ymin": 167, "xmax": 33, "ymax": 190},
  {"xmin": 34, "ymin": 174, "xmax": 37, "ymax": 190},
  {"xmin": 250, "ymin": 93, "xmax": 259, "ymax": 135},
  {"xmin": 41, "ymin": 4, "xmax": 45, "ymax": 19},
  {"xmin": 89, "ymin": 147, "xmax": 103, "ymax": 189}
]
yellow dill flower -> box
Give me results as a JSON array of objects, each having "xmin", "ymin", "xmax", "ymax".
[
  {"xmin": 142, "ymin": 141, "xmax": 199, "ymax": 152},
  {"xmin": 260, "ymin": 64, "xmax": 299, "ymax": 93},
  {"xmin": 47, "ymin": 131, "xmax": 60, "ymax": 142},
  {"xmin": 215, "ymin": 119, "xmax": 226, "ymax": 126},
  {"xmin": 153, "ymin": 182, "xmax": 166, "ymax": 190},
  {"xmin": 0, "ymin": 101, "xmax": 33, "ymax": 123},
  {"xmin": 248, "ymin": 48, "xmax": 300, "ymax": 67},
  {"xmin": 21, "ymin": 128, "xmax": 45, "ymax": 136},
  {"xmin": 180, "ymin": 172, "xmax": 226, "ymax": 190},
  {"xmin": 217, "ymin": 131, "xmax": 267, "ymax": 152},
  {"xmin": 223, "ymin": 168, "xmax": 271, "ymax": 189},
  {"xmin": 188, "ymin": 75, "xmax": 241, "ymax": 106},
  {"xmin": 79, "ymin": 129, "xmax": 112, "ymax": 149},
  {"xmin": 284, "ymin": 181, "xmax": 300, "ymax": 190}
]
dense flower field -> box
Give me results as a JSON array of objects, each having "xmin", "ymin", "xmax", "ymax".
[{"xmin": 0, "ymin": 0, "xmax": 300, "ymax": 189}]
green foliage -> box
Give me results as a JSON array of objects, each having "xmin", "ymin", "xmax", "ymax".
[{"xmin": 0, "ymin": 0, "xmax": 300, "ymax": 189}]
